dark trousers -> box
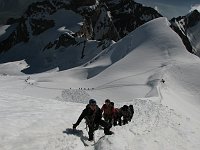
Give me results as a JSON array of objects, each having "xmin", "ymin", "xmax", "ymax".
[
  {"xmin": 88, "ymin": 119, "xmax": 111, "ymax": 140},
  {"xmin": 103, "ymin": 114, "xmax": 113, "ymax": 124}
]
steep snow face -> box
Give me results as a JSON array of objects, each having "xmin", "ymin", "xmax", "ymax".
[
  {"xmin": 79, "ymin": 17, "xmax": 200, "ymax": 119},
  {"xmin": 82, "ymin": 17, "xmax": 196, "ymax": 79}
]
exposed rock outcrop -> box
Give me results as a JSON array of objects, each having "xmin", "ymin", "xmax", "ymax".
[
  {"xmin": 0, "ymin": 17, "xmax": 29, "ymax": 52},
  {"xmin": 170, "ymin": 10, "xmax": 200, "ymax": 55}
]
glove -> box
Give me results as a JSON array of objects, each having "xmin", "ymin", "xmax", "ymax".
[{"xmin": 73, "ymin": 123, "xmax": 78, "ymax": 129}]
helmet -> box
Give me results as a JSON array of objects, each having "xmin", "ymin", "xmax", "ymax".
[
  {"xmin": 105, "ymin": 99, "xmax": 110, "ymax": 103},
  {"xmin": 110, "ymin": 102, "xmax": 114, "ymax": 106},
  {"xmin": 89, "ymin": 99, "xmax": 96, "ymax": 104},
  {"xmin": 122, "ymin": 105, "xmax": 128, "ymax": 111}
]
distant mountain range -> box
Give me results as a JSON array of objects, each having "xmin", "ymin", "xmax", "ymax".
[{"xmin": 0, "ymin": 0, "xmax": 199, "ymax": 74}]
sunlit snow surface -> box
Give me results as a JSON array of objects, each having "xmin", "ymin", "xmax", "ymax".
[{"xmin": 0, "ymin": 18, "xmax": 200, "ymax": 150}]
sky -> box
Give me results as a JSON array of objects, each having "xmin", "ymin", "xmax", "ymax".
[
  {"xmin": 0, "ymin": 17, "xmax": 200, "ymax": 150},
  {"xmin": 135, "ymin": 0, "xmax": 200, "ymax": 18}
]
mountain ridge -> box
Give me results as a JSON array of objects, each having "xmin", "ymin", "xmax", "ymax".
[{"xmin": 0, "ymin": 0, "xmax": 162, "ymax": 73}]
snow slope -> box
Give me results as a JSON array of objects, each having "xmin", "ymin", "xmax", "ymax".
[{"xmin": 0, "ymin": 17, "xmax": 200, "ymax": 150}]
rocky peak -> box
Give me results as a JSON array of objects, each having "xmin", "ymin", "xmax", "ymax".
[
  {"xmin": 71, "ymin": 0, "xmax": 97, "ymax": 7},
  {"xmin": 25, "ymin": 0, "xmax": 71, "ymax": 18},
  {"xmin": 186, "ymin": 10, "xmax": 200, "ymax": 28},
  {"xmin": 171, "ymin": 10, "xmax": 200, "ymax": 32},
  {"xmin": 170, "ymin": 10, "xmax": 200, "ymax": 55},
  {"xmin": 103, "ymin": 0, "xmax": 162, "ymax": 38}
]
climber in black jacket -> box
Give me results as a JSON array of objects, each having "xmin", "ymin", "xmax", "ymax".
[{"xmin": 73, "ymin": 99, "xmax": 113, "ymax": 141}]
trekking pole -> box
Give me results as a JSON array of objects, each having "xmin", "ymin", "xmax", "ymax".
[{"xmin": 85, "ymin": 121, "xmax": 88, "ymax": 132}]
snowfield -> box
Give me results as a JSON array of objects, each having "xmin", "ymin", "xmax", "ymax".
[{"xmin": 0, "ymin": 17, "xmax": 200, "ymax": 150}]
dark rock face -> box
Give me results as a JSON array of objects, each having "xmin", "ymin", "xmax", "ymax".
[
  {"xmin": 170, "ymin": 10, "xmax": 200, "ymax": 55},
  {"xmin": 0, "ymin": 18, "xmax": 29, "ymax": 52},
  {"xmin": 170, "ymin": 24, "xmax": 193, "ymax": 53},
  {"xmin": 105, "ymin": 0, "xmax": 162, "ymax": 38},
  {"xmin": 72, "ymin": 0, "xmax": 162, "ymax": 41},
  {"xmin": 42, "ymin": 33, "xmax": 76, "ymax": 50},
  {"xmin": 92, "ymin": 4, "xmax": 120, "ymax": 41},
  {"xmin": 6, "ymin": 18, "xmax": 22, "ymax": 25},
  {"xmin": 71, "ymin": 0, "xmax": 96, "ymax": 7},
  {"xmin": 25, "ymin": 1, "xmax": 56, "ymax": 17},
  {"xmin": 185, "ymin": 10, "xmax": 200, "ymax": 28},
  {"xmin": 30, "ymin": 19, "xmax": 55, "ymax": 35},
  {"xmin": 25, "ymin": 0, "xmax": 71, "ymax": 17},
  {"xmin": 56, "ymin": 33, "xmax": 77, "ymax": 48}
]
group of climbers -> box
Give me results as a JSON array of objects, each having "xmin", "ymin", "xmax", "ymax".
[
  {"xmin": 73, "ymin": 99, "xmax": 134, "ymax": 141},
  {"xmin": 101, "ymin": 99, "xmax": 134, "ymax": 126}
]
